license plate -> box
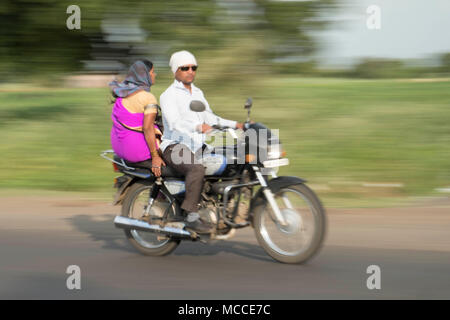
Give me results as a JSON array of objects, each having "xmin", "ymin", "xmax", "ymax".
[{"xmin": 263, "ymin": 158, "xmax": 289, "ymax": 168}]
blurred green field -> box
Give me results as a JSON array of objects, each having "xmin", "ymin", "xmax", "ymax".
[{"xmin": 0, "ymin": 77, "xmax": 449, "ymax": 207}]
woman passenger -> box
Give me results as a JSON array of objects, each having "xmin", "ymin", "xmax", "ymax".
[{"xmin": 109, "ymin": 60, "xmax": 165, "ymax": 177}]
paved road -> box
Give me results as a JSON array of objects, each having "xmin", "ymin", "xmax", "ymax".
[{"xmin": 0, "ymin": 195, "xmax": 449, "ymax": 299}]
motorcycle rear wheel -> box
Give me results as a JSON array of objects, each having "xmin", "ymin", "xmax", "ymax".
[
  {"xmin": 121, "ymin": 181, "xmax": 180, "ymax": 256},
  {"xmin": 253, "ymin": 183, "xmax": 326, "ymax": 264}
]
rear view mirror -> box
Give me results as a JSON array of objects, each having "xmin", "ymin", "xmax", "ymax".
[
  {"xmin": 244, "ymin": 97, "xmax": 253, "ymax": 109},
  {"xmin": 190, "ymin": 100, "xmax": 206, "ymax": 112},
  {"xmin": 244, "ymin": 97, "xmax": 253, "ymax": 123}
]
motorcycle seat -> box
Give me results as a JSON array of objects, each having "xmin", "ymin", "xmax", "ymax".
[{"xmin": 114, "ymin": 155, "xmax": 183, "ymax": 178}]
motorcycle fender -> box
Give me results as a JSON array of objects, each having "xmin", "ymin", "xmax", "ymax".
[
  {"xmin": 264, "ymin": 176, "xmax": 307, "ymax": 193},
  {"xmin": 113, "ymin": 176, "xmax": 134, "ymax": 205},
  {"xmin": 249, "ymin": 176, "xmax": 307, "ymax": 222}
]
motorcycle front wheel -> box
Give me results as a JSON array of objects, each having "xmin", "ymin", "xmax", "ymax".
[
  {"xmin": 253, "ymin": 183, "xmax": 326, "ymax": 264},
  {"xmin": 121, "ymin": 181, "xmax": 180, "ymax": 256}
]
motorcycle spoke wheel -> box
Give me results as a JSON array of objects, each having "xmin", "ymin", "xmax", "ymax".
[
  {"xmin": 121, "ymin": 181, "xmax": 180, "ymax": 256},
  {"xmin": 254, "ymin": 184, "xmax": 326, "ymax": 264},
  {"xmin": 128, "ymin": 188, "xmax": 171, "ymax": 249}
]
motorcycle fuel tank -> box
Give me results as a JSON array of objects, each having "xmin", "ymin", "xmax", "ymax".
[{"xmin": 202, "ymin": 154, "xmax": 227, "ymax": 176}]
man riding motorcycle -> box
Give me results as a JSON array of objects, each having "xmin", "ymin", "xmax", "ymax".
[
  {"xmin": 159, "ymin": 50, "xmax": 245, "ymax": 234},
  {"xmin": 102, "ymin": 51, "xmax": 326, "ymax": 264}
]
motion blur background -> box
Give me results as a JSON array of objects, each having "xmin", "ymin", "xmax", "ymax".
[{"xmin": 0, "ymin": 0, "xmax": 449, "ymax": 207}]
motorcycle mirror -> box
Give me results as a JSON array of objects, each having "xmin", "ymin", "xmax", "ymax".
[
  {"xmin": 244, "ymin": 97, "xmax": 253, "ymax": 109},
  {"xmin": 190, "ymin": 100, "xmax": 206, "ymax": 112}
]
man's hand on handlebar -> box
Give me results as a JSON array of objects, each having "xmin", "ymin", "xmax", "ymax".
[
  {"xmin": 198, "ymin": 123, "xmax": 213, "ymax": 133},
  {"xmin": 198, "ymin": 122, "xmax": 245, "ymax": 133},
  {"xmin": 236, "ymin": 123, "xmax": 245, "ymax": 130}
]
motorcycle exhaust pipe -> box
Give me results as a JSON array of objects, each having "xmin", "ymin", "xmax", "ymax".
[{"xmin": 114, "ymin": 216, "xmax": 193, "ymax": 239}]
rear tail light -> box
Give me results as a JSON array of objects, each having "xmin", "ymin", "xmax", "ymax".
[{"xmin": 112, "ymin": 163, "xmax": 120, "ymax": 172}]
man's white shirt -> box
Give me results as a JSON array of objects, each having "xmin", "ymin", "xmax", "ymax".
[{"xmin": 159, "ymin": 79, "xmax": 237, "ymax": 153}]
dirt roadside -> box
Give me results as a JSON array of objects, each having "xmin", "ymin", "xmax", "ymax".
[{"xmin": 0, "ymin": 194, "xmax": 449, "ymax": 253}]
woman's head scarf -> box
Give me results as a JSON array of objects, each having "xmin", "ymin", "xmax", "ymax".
[{"xmin": 109, "ymin": 60, "xmax": 152, "ymax": 98}]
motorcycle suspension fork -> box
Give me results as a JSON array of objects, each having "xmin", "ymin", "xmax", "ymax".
[
  {"xmin": 268, "ymin": 171, "xmax": 294, "ymax": 210},
  {"xmin": 253, "ymin": 167, "xmax": 288, "ymax": 227}
]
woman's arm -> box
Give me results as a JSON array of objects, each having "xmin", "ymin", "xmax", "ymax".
[{"xmin": 143, "ymin": 112, "xmax": 165, "ymax": 177}]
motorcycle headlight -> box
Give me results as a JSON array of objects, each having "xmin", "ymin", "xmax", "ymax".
[{"xmin": 267, "ymin": 144, "xmax": 285, "ymax": 160}]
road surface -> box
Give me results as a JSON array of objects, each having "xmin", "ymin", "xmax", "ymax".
[{"xmin": 0, "ymin": 195, "xmax": 449, "ymax": 299}]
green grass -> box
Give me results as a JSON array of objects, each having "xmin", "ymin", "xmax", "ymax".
[{"xmin": 1, "ymin": 77, "xmax": 449, "ymax": 206}]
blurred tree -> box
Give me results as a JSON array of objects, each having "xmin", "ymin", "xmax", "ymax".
[
  {"xmin": 0, "ymin": 0, "xmax": 337, "ymax": 80},
  {"xmin": 254, "ymin": 0, "xmax": 337, "ymax": 60},
  {"xmin": 0, "ymin": 0, "xmax": 91, "ymax": 79},
  {"xmin": 440, "ymin": 53, "xmax": 450, "ymax": 73},
  {"xmin": 0, "ymin": 0, "xmax": 223, "ymax": 78},
  {"xmin": 352, "ymin": 58, "xmax": 405, "ymax": 79}
]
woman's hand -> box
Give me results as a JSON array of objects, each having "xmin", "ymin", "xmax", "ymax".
[
  {"xmin": 151, "ymin": 155, "xmax": 166, "ymax": 177},
  {"xmin": 143, "ymin": 112, "xmax": 165, "ymax": 177}
]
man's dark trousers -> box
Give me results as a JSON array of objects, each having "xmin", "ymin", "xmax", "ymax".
[{"xmin": 162, "ymin": 144, "xmax": 205, "ymax": 213}]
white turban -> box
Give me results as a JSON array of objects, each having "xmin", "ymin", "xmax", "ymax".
[{"xmin": 169, "ymin": 50, "xmax": 197, "ymax": 74}]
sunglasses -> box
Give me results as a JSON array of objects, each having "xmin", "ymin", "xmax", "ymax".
[{"xmin": 179, "ymin": 66, "xmax": 198, "ymax": 72}]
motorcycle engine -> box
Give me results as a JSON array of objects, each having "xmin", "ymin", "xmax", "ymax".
[
  {"xmin": 197, "ymin": 204, "xmax": 218, "ymax": 225},
  {"xmin": 227, "ymin": 187, "xmax": 251, "ymax": 224}
]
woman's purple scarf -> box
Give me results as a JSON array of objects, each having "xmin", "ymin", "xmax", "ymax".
[{"xmin": 109, "ymin": 61, "xmax": 152, "ymax": 98}]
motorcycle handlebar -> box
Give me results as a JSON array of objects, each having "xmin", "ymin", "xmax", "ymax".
[
  {"xmin": 211, "ymin": 123, "xmax": 251, "ymax": 131},
  {"xmin": 205, "ymin": 126, "xmax": 240, "ymax": 140},
  {"xmin": 211, "ymin": 124, "xmax": 229, "ymax": 130}
]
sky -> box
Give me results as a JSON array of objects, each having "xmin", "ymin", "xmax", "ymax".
[{"xmin": 314, "ymin": 0, "xmax": 450, "ymax": 66}]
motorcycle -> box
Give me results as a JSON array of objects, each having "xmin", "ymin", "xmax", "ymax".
[{"xmin": 101, "ymin": 98, "xmax": 326, "ymax": 264}]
